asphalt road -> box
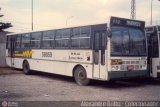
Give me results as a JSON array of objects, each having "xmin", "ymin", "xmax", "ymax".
[{"xmin": 1, "ymin": 68, "xmax": 160, "ymax": 101}]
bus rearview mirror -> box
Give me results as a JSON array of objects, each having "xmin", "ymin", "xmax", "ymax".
[{"xmin": 107, "ymin": 29, "xmax": 112, "ymax": 38}]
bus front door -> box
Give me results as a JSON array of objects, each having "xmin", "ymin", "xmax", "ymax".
[{"xmin": 93, "ymin": 31, "xmax": 106, "ymax": 79}]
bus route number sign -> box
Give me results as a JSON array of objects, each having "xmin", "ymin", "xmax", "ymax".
[{"xmin": 112, "ymin": 19, "xmax": 121, "ymax": 25}]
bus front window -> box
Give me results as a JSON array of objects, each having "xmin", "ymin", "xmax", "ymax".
[{"xmin": 111, "ymin": 27, "xmax": 146, "ymax": 56}]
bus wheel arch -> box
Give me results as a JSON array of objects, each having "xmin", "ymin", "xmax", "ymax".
[
  {"xmin": 73, "ymin": 65, "xmax": 90, "ymax": 86},
  {"xmin": 22, "ymin": 60, "xmax": 31, "ymax": 75}
]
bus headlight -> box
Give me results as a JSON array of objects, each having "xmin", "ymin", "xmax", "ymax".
[
  {"xmin": 111, "ymin": 65, "xmax": 120, "ymax": 71},
  {"xmin": 111, "ymin": 59, "xmax": 123, "ymax": 65}
]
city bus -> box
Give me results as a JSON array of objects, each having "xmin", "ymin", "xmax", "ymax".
[
  {"xmin": 145, "ymin": 25, "xmax": 160, "ymax": 78},
  {"xmin": 6, "ymin": 16, "xmax": 148, "ymax": 85}
]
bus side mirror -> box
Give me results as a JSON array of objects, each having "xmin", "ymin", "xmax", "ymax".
[{"xmin": 107, "ymin": 29, "xmax": 112, "ymax": 38}]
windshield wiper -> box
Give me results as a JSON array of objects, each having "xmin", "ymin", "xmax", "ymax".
[
  {"xmin": 121, "ymin": 43, "xmax": 128, "ymax": 56},
  {"xmin": 131, "ymin": 39, "xmax": 140, "ymax": 56}
]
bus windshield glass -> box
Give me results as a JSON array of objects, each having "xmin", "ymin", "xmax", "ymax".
[{"xmin": 111, "ymin": 26, "xmax": 146, "ymax": 56}]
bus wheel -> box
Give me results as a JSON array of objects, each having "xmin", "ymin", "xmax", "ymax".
[
  {"xmin": 74, "ymin": 66, "xmax": 90, "ymax": 86},
  {"xmin": 23, "ymin": 61, "xmax": 31, "ymax": 75}
]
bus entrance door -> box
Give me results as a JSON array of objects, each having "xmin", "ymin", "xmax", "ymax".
[
  {"xmin": 10, "ymin": 37, "xmax": 15, "ymax": 67},
  {"xmin": 93, "ymin": 31, "xmax": 106, "ymax": 79},
  {"xmin": 147, "ymin": 32, "xmax": 160, "ymax": 78}
]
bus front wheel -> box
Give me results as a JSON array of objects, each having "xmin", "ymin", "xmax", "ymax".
[
  {"xmin": 74, "ymin": 66, "xmax": 90, "ymax": 86},
  {"xmin": 23, "ymin": 61, "xmax": 31, "ymax": 75}
]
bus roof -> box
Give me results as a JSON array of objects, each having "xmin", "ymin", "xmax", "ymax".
[
  {"xmin": 7, "ymin": 16, "xmax": 146, "ymax": 36},
  {"xmin": 7, "ymin": 23, "xmax": 108, "ymax": 36}
]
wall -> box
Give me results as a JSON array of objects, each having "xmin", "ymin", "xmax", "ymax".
[{"xmin": 0, "ymin": 32, "xmax": 7, "ymax": 67}]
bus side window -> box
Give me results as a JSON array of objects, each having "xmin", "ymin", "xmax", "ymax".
[
  {"xmin": 55, "ymin": 30, "xmax": 63, "ymax": 48},
  {"xmin": 71, "ymin": 26, "xmax": 91, "ymax": 49},
  {"xmin": 30, "ymin": 32, "xmax": 41, "ymax": 49},
  {"xmin": 71, "ymin": 27, "xmax": 80, "ymax": 48},
  {"xmin": 42, "ymin": 30, "xmax": 55, "ymax": 49},
  {"xmin": 80, "ymin": 26, "xmax": 91, "ymax": 48},
  {"xmin": 61, "ymin": 29, "xmax": 70, "ymax": 48},
  {"xmin": 21, "ymin": 33, "xmax": 30, "ymax": 48},
  {"xmin": 15, "ymin": 35, "xmax": 21, "ymax": 49},
  {"xmin": 55, "ymin": 29, "xmax": 70, "ymax": 49}
]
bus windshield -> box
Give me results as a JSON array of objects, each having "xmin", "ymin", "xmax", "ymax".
[{"xmin": 111, "ymin": 26, "xmax": 146, "ymax": 56}]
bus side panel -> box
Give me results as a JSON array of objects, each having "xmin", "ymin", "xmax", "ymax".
[
  {"xmin": 12, "ymin": 58, "xmax": 23, "ymax": 69},
  {"xmin": 6, "ymin": 57, "xmax": 11, "ymax": 67},
  {"xmin": 6, "ymin": 57, "xmax": 24, "ymax": 69},
  {"xmin": 28, "ymin": 49, "xmax": 93, "ymax": 78},
  {"xmin": 7, "ymin": 49, "xmax": 94, "ymax": 79},
  {"xmin": 67, "ymin": 63, "xmax": 93, "ymax": 79},
  {"xmin": 28, "ymin": 59, "xmax": 93, "ymax": 79},
  {"xmin": 6, "ymin": 49, "xmax": 12, "ymax": 67},
  {"xmin": 29, "ymin": 59, "xmax": 67, "ymax": 75}
]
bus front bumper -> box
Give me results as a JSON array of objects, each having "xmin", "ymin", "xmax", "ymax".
[{"xmin": 108, "ymin": 70, "xmax": 149, "ymax": 80}]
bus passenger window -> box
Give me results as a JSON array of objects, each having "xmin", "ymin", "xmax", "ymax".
[
  {"xmin": 55, "ymin": 29, "xmax": 70, "ymax": 49},
  {"xmin": 80, "ymin": 38, "xmax": 90, "ymax": 48},
  {"xmin": 15, "ymin": 35, "xmax": 21, "ymax": 49},
  {"xmin": 81, "ymin": 26, "xmax": 91, "ymax": 37},
  {"xmin": 30, "ymin": 32, "xmax": 41, "ymax": 48},
  {"xmin": 42, "ymin": 31, "xmax": 55, "ymax": 49},
  {"xmin": 21, "ymin": 33, "xmax": 30, "ymax": 48},
  {"xmin": 71, "ymin": 28, "xmax": 81, "ymax": 48},
  {"xmin": 71, "ymin": 26, "xmax": 91, "ymax": 48},
  {"xmin": 80, "ymin": 26, "xmax": 91, "ymax": 48},
  {"xmin": 55, "ymin": 30, "xmax": 62, "ymax": 48},
  {"xmin": 61, "ymin": 29, "xmax": 70, "ymax": 48}
]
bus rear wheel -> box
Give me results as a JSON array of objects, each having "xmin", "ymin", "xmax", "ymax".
[
  {"xmin": 74, "ymin": 66, "xmax": 90, "ymax": 86},
  {"xmin": 23, "ymin": 61, "xmax": 31, "ymax": 75}
]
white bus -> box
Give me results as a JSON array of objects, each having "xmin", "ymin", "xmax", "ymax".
[
  {"xmin": 146, "ymin": 25, "xmax": 160, "ymax": 78},
  {"xmin": 6, "ymin": 16, "xmax": 148, "ymax": 85}
]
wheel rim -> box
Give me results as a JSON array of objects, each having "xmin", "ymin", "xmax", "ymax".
[{"xmin": 78, "ymin": 70, "xmax": 86, "ymax": 80}]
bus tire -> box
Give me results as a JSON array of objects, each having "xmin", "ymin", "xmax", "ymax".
[
  {"xmin": 74, "ymin": 66, "xmax": 90, "ymax": 86},
  {"xmin": 23, "ymin": 61, "xmax": 31, "ymax": 75}
]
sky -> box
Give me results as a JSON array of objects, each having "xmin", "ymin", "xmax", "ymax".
[{"xmin": 0, "ymin": 0, "xmax": 160, "ymax": 33}]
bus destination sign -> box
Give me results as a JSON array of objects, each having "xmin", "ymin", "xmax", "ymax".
[
  {"xmin": 145, "ymin": 27, "xmax": 154, "ymax": 33},
  {"xmin": 110, "ymin": 16, "xmax": 145, "ymax": 29}
]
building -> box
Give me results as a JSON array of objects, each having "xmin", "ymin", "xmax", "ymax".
[{"xmin": 0, "ymin": 31, "xmax": 7, "ymax": 67}]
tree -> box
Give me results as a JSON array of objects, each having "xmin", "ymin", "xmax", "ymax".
[{"xmin": 0, "ymin": 8, "xmax": 12, "ymax": 31}]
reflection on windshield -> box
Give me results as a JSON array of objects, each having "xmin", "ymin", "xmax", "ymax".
[{"xmin": 111, "ymin": 27, "xmax": 146, "ymax": 56}]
